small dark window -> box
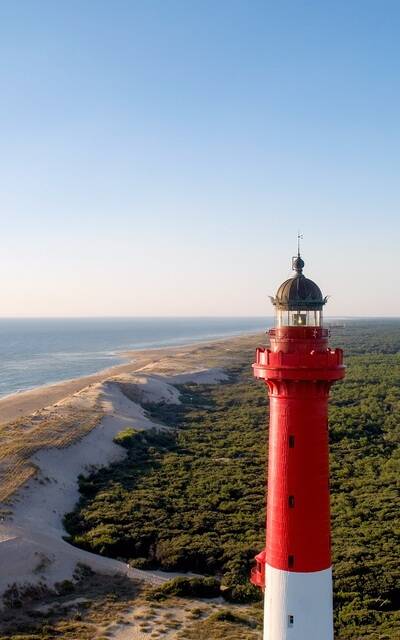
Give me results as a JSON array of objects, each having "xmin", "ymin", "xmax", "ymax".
[
  {"xmin": 288, "ymin": 555, "xmax": 294, "ymax": 568},
  {"xmin": 288, "ymin": 495, "xmax": 295, "ymax": 508},
  {"xmin": 289, "ymin": 435, "xmax": 295, "ymax": 448},
  {"xmin": 288, "ymin": 614, "xmax": 294, "ymax": 627}
]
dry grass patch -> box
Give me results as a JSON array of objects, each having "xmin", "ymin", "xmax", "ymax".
[
  {"xmin": 0, "ymin": 401, "xmax": 103, "ymax": 502},
  {"xmin": 176, "ymin": 606, "xmax": 262, "ymax": 640},
  {"xmin": 177, "ymin": 616, "xmax": 261, "ymax": 640}
]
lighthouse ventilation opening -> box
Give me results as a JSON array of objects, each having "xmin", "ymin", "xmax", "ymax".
[{"xmin": 288, "ymin": 615, "xmax": 294, "ymax": 628}]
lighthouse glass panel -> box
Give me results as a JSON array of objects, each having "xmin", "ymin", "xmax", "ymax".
[{"xmin": 276, "ymin": 309, "xmax": 322, "ymax": 327}]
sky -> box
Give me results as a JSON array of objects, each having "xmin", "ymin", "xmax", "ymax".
[{"xmin": 0, "ymin": 0, "xmax": 399, "ymax": 317}]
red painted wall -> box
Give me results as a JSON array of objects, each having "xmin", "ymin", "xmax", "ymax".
[{"xmin": 253, "ymin": 326, "xmax": 345, "ymax": 576}]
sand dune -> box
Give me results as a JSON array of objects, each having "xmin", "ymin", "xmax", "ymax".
[
  {"xmin": 0, "ymin": 336, "xmax": 244, "ymax": 426},
  {"xmin": 0, "ymin": 377, "xmax": 173, "ymax": 595}
]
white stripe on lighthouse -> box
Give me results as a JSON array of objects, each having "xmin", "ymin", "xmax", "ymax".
[{"xmin": 264, "ymin": 564, "xmax": 334, "ymax": 640}]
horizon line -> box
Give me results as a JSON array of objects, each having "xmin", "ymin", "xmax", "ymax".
[{"xmin": 0, "ymin": 315, "xmax": 399, "ymax": 320}]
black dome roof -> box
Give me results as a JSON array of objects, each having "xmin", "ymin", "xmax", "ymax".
[{"xmin": 271, "ymin": 255, "xmax": 327, "ymax": 310}]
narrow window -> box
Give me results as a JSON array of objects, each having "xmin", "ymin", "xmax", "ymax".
[
  {"xmin": 288, "ymin": 614, "xmax": 294, "ymax": 627},
  {"xmin": 289, "ymin": 435, "xmax": 295, "ymax": 448},
  {"xmin": 288, "ymin": 555, "xmax": 294, "ymax": 568},
  {"xmin": 288, "ymin": 495, "xmax": 295, "ymax": 508}
]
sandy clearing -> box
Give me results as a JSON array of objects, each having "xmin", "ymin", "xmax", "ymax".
[
  {"xmin": 109, "ymin": 601, "xmax": 191, "ymax": 640},
  {"xmin": 105, "ymin": 597, "xmax": 228, "ymax": 640}
]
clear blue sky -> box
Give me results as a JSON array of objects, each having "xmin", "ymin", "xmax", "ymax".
[{"xmin": 0, "ymin": 1, "xmax": 399, "ymax": 317}]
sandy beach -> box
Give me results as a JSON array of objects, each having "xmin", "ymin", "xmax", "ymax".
[
  {"xmin": 0, "ymin": 333, "xmax": 262, "ymax": 603},
  {"xmin": 0, "ymin": 334, "xmax": 263, "ymax": 426},
  {"xmin": 0, "ymin": 344, "xmax": 186, "ymax": 426}
]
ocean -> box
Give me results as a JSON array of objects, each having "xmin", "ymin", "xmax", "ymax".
[{"xmin": 0, "ymin": 317, "xmax": 269, "ymax": 398}]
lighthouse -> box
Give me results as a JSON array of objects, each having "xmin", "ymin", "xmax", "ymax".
[{"xmin": 250, "ymin": 250, "xmax": 345, "ymax": 639}]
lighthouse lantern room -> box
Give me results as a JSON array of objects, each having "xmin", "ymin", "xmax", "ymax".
[{"xmin": 251, "ymin": 249, "xmax": 345, "ymax": 640}]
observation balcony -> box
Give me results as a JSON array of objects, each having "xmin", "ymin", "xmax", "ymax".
[{"xmin": 253, "ymin": 346, "xmax": 345, "ymax": 382}]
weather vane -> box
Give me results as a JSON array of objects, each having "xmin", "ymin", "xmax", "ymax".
[{"xmin": 297, "ymin": 231, "xmax": 303, "ymax": 257}]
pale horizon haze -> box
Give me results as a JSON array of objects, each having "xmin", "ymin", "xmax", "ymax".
[{"xmin": 1, "ymin": 1, "xmax": 399, "ymax": 318}]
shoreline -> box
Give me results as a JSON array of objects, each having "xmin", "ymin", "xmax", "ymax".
[
  {"xmin": 0, "ymin": 322, "xmax": 269, "ymax": 403},
  {"xmin": 0, "ymin": 331, "xmax": 263, "ymax": 426}
]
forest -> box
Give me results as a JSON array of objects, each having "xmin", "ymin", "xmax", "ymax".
[{"xmin": 64, "ymin": 320, "xmax": 400, "ymax": 639}]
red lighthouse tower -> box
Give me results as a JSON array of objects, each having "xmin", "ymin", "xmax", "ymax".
[{"xmin": 251, "ymin": 250, "xmax": 345, "ymax": 639}]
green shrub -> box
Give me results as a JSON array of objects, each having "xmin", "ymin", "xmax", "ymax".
[
  {"xmin": 129, "ymin": 557, "xmax": 153, "ymax": 569},
  {"xmin": 113, "ymin": 427, "xmax": 141, "ymax": 448},
  {"xmin": 148, "ymin": 577, "xmax": 221, "ymax": 601},
  {"xmin": 208, "ymin": 609, "xmax": 257, "ymax": 628}
]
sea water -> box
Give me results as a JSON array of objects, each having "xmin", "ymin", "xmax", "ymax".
[{"xmin": 0, "ymin": 317, "xmax": 269, "ymax": 398}]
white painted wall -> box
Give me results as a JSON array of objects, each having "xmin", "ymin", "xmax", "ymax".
[{"xmin": 264, "ymin": 564, "xmax": 333, "ymax": 640}]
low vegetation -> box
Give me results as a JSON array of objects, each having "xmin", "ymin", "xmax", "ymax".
[
  {"xmin": 177, "ymin": 606, "xmax": 262, "ymax": 640},
  {"xmin": 148, "ymin": 576, "xmax": 221, "ymax": 601},
  {"xmin": 0, "ymin": 569, "xmax": 259, "ymax": 640},
  {"xmin": 0, "ymin": 565, "xmax": 141, "ymax": 640}
]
